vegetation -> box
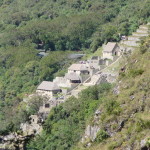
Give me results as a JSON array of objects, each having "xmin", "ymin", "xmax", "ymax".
[
  {"xmin": 0, "ymin": 0, "xmax": 149, "ymax": 148},
  {"xmin": 95, "ymin": 130, "xmax": 109, "ymax": 143},
  {"xmin": 77, "ymin": 37, "xmax": 150, "ymax": 150},
  {"xmin": 0, "ymin": 50, "xmax": 72, "ymax": 134},
  {"xmin": 0, "ymin": 0, "xmax": 150, "ymax": 52},
  {"xmin": 28, "ymin": 37, "xmax": 150, "ymax": 150},
  {"xmin": 27, "ymin": 83, "xmax": 112, "ymax": 150}
]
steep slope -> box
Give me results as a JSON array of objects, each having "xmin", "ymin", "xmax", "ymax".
[
  {"xmin": 0, "ymin": 0, "xmax": 150, "ymax": 145},
  {"xmin": 27, "ymin": 36, "xmax": 150, "ymax": 150},
  {"xmin": 76, "ymin": 37, "xmax": 150, "ymax": 150}
]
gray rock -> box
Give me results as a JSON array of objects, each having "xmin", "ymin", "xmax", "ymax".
[
  {"xmin": 82, "ymin": 125, "xmax": 100, "ymax": 143},
  {"xmin": 140, "ymin": 139, "xmax": 147, "ymax": 148},
  {"xmin": 113, "ymin": 85, "xmax": 120, "ymax": 95},
  {"xmin": 86, "ymin": 142, "xmax": 91, "ymax": 147},
  {"xmin": 130, "ymin": 95, "xmax": 135, "ymax": 100}
]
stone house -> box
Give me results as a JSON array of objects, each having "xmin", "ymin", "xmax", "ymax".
[
  {"xmin": 36, "ymin": 81, "xmax": 61, "ymax": 98},
  {"xmin": 88, "ymin": 56, "xmax": 101, "ymax": 70},
  {"xmin": 102, "ymin": 42, "xmax": 120, "ymax": 60},
  {"xmin": 53, "ymin": 73, "xmax": 82, "ymax": 95},
  {"xmin": 68, "ymin": 64, "xmax": 89, "ymax": 75},
  {"xmin": 65, "ymin": 72, "xmax": 81, "ymax": 84},
  {"xmin": 53, "ymin": 77, "xmax": 69, "ymax": 88},
  {"xmin": 68, "ymin": 63, "xmax": 90, "ymax": 82},
  {"xmin": 88, "ymin": 56, "xmax": 112, "ymax": 71}
]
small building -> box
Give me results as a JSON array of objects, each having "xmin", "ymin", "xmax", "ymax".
[
  {"xmin": 88, "ymin": 56, "xmax": 101, "ymax": 70},
  {"xmin": 65, "ymin": 72, "xmax": 81, "ymax": 83},
  {"xmin": 102, "ymin": 42, "xmax": 120, "ymax": 60},
  {"xmin": 68, "ymin": 64, "xmax": 89, "ymax": 75},
  {"xmin": 88, "ymin": 56, "xmax": 111, "ymax": 71},
  {"xmin": 53, "ymin": 77, "xmax": 69, "ymax": 88},
  {"xmin": 36, "ymin": 81, "xmax": 61, "ymax": 98}
]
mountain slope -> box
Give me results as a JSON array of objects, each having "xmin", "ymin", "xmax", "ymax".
[
  {"xmin": 76, "ymin": 37, "xmax": 150, "ymax": 150},
  {"xmin": 27, "ymin": 37, "xmax": 150, "ymax": 150},
  {"xmin": 0, "ymin": 0, "xmax": 150, "ymax": 144}
]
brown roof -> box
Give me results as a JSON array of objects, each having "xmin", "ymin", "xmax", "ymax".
[
  {"xmin": 65, "ymin": 72, "xmax": 81, "ymax": 81},
  {"xmin": 37, "ymin": 81, "xmax": 60, "ymax": 91},
  {"xmin": 68, "ymin": 64, "xmax": 88, "ymax": 71},
  {"xmin": 103, "ymin": 42, "xmax": 117, "ymax": 52}
]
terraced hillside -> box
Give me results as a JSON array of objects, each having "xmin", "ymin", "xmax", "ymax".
[{"xmin": 76, "ymin": 37, "xmax": 150, "ymax": 150}]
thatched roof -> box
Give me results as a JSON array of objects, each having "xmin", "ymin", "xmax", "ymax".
[
  {"xmin": 65, "ymin": 72, "xmax": 81, "ymax": 81},
  {"xmin": 37, "ymin": 81, "xmax": 60, "ymax": 91},
  {"xmin": 103, "ymin": 42, "xmax": 118, "ymax": 52},
  {"xmin": 68, "ymin": 64, "xmax": 88, "ymax": 71}
]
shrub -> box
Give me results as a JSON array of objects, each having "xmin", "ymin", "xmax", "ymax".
[
  {"xmin": 136, "ymin": 119, "xmax": 150, "ymax": 132},
  {"xmin": 95, "ymin": 130, "xmax": 109, "ymax": 143},
  {"xmin": 146, "ymin": 138, "xmax": 150, "ymax": 147},
  {"xmin": 105, "ymin": 99, "xmax": 122, "ymax": 115},
  {"xmin": 129, "ymin": 69, "xmax": 144, "ymax": 77}
]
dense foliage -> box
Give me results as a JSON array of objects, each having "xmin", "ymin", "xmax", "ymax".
[
  {"xmin": 28, "ymin": 37, "xmax": 150, "ymax": 150},
  {"xmin": 0, "ymin": 0, "xmax": 150, "ymax": 139},
  {"xmin": 0, "ymin": 0, "xmax": 150, "ymax": 52},
  {"xmin": 27, "ymin": 83, "xmax": 112, "ymax": 150},
  {"xmin": 0, "ymin": 50, "xmax": 71, "ymax": 134}
]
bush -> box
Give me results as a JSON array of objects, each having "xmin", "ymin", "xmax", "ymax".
[
  {"xmin": 95, "ymin": 130, "xmax": 109, "ymax": 143},
  {"xmin": 105, "ymin": 99, "xmax": 122, "ymax": 115},
  {"xmin": 136, "ymin": 119, "xmax": 150, "ymax": 132},
  {"xmin": 27, "ymin": 84, "xmax": 112, "ymax": 150},
  {"xmin": 129, "ymin": 69, "xmax": 144, "ymax": 77}
]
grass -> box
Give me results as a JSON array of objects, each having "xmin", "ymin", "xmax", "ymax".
[
  {"xmin": 75, "ymin": 37, "xmax": 150, "ymax": 150},
  {"xmin": 82, "ymin": 47, "xmax": 103, "ymax": 60}
]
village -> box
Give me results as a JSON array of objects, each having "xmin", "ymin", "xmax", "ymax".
[
  {"xmin": 35, "ymin": 24, "xmax": 149, "ymax": 115},
  {"xmin": 19, "ymin": 23, "xmax": 150, "ymax": 135},
  {"xmin": 1, "ymin": 24, "xmax": 149, "ymax": 149}
]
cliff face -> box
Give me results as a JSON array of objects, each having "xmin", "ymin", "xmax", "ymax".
[{"xmin": 78, "ymin": 37, "xmax": 150, "ymax": 150}]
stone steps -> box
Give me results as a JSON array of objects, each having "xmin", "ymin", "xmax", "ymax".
[
  {"xmin": 136, "ymin": 29, "xmax": 149, "ymax": 34},
  {"xmin": 119, "ymin": 43, "xmax": 138, "ymax": 48},
  {"xmin": 121, "ymin": 40, "xmax": 139, "ymax": 47},
  {"xmin": 132, "ymin": 32, "xmax": 149, "ymax": 37},
  {"xmin": 119, "ymin": 43, "xmax": 138, "ymax": 52},
  {"xmin": 127, "ymin": 36, "xmax": 141, "ymax": 41},
  {"xmin": 139, "ymin": 25, "xmax": 149, "ymax": 30}
]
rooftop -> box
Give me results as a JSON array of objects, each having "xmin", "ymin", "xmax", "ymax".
[
  {"xmin": 103, "ymin": 42, "xmax": 117, "ymax": 52},
  {"xmin": 65, "ymin": 72, "xmax": 81, "ymax": 81},
  {"xmin": 37, "ymin": 81, "xmax": 60, "ymax": 91},
  {"xmin": 68, "ymin": 64, "xmax": 89, "ymax": 71}
]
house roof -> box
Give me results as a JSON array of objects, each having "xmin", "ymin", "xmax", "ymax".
[
  {"xmin": 68, "ymin": 64, "xmax": 88, "ymax": 71},
  {"xmin": 103, "ymin": 42, "xmax": 117, "ymax": 52},
  {"xmin": 65, "ymin": 72, "xmax": 81, "ymax": 81},
  {"xmin": 37, "ymin": 81, "xmax": 60, "ymax": 91}
]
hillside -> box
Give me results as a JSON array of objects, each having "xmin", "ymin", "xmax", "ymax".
[
  {"xmin": 77, "ymin": 37, "xmax": 150, "ymax": 150},
  {"xmin": 0, "ymin": 0, "xmax": 150, "ymax": 51},
  {"xmin": 27, "ymin": 36, "xmax": 150, "ymax": 150},
  {"xmin": 0, "ymin": 0, "xmax": 150, "ymax": 148}
]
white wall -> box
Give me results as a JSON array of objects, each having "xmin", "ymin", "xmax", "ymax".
[
  {"xmin": 36, "ymin": 90, "xmax": 53, "ymax": 98},
  {"xmin": 103, "ymin": 52, "xmax": 113, "ymax": 60},
  {"xmin": 53, "ymin": 77, "xmax": 71, "ymax": 88},
  {"xmin": 68, "ymin": 69, "xmax": 81, "ymax": 75}
]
